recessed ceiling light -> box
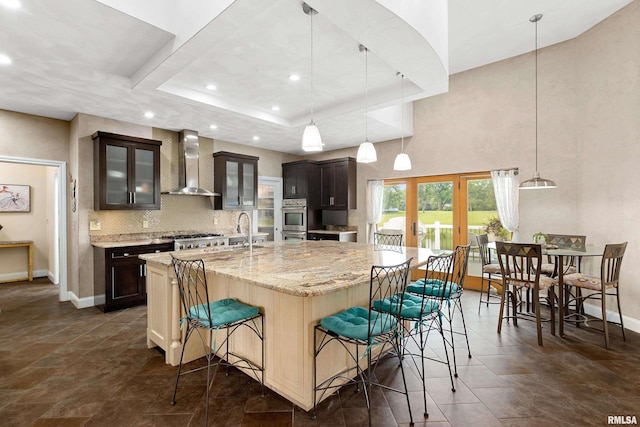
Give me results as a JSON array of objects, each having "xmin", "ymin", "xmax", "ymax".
[
  {"xmin": 0, "ymin": 54, "xmax": 11, "ymax": 65},
  {"xmin": 205, "ymin": 84, "xmax": 216, "ymax": 90},
  {"xmin": 288, "ymin": 74, "xmax": 300, "ymax": 81},
  {"xmin": 0, "ymin": 0, "xmax": 21, "ymax": 9},
  {"xmin": 144, "ymin": 111, "xmax": 154, "ymax": 118},
  {"xmin": 209, "ymin": 124, "xmax": 218, "ymax": 130},
  {"xmin": 271, "ymin": 106, "xmax": 280, "ymax": 111},
  {"xmin": 252, "ymin": 136, "xmax": 260, "ymax": 141}
]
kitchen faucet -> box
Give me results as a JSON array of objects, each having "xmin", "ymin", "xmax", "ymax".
[{"xmin": 237, "ymin": 211, "xmax": 253, "ymax": 251}]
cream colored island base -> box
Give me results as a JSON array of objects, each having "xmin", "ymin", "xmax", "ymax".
[{"xmin": 143, "ymin": 241, "xmax": 432, "ymax": 411}]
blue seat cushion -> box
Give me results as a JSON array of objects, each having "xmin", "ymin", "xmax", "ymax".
[
  {"xmin": 190, "ymin": 298, "xmax": 259, "ymax": 327},
  {"xmin": 320, "ymin": 306, "xmax": 397, "ymax": 341},
  {"xmin": 373, "ymin": 293, "xmax": 440, "ymax": 320},
  {"xmin": 408, "ymin": 278, "xmax": 459, "ymax": 298}
]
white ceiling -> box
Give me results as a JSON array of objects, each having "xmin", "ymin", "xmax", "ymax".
[{"xmin": 0, "ymin": 0, "xmax": 633, "ymax": 155}]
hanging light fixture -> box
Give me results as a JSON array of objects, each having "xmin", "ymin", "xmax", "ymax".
[
  {"xmin": 393, "ymin": 73, "xmax": 412, "ymax": 171},
  {"xmin": 356, "ymin": 44, "xmax": 377, "ymax": 163},
  {"xmin": 520, "ymin": 14, "xmax": 556, "ymax": 190},
  {"xmin": 301, "ymin": 3, "xmax": 323, "ymax": 152}
]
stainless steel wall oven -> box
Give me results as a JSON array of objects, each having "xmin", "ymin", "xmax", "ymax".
[{"xmin": 282, "ymin": 198, "xmax": 307, "ymax": 233}]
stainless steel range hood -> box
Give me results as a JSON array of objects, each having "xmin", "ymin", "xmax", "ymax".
[{"xmin": 162, "ymin": 129, "xmax": 219, "ymax": 196}]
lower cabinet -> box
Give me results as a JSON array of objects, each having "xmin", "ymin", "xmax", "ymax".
[{"xmin": 94, "ymin": 242, "xmax": 174, "ymax": 312}]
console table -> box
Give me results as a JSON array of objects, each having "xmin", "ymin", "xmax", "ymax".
[{"xmin": 0, "ymin": 240, "xmax": 34, "ymax": 283}]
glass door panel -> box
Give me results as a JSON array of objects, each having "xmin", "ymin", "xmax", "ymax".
[
  {"xmin": 242, "ymin": 162, "xmax": 255, "ymax": 207},
  {"xmin": 258, "ymin": 183, "xmax": 275, "ymax": 241},
  {"xmin": 465, "ymin": 176, "xmax": 499, "ymax": 281},
  {"xmin": 105, "ymin": 144, "xmax": 128, "ymax": 205},
  {"xmin": 226, "ymin": 160, "xmax": 239, "ymax": 207},
  {"xmin": 376, "ymin": 181, "xmax": 408, "ymax": 245},
  {"xmin": 415, "ymin": 180, "xmax": 455, "ymax": 250},
  {"xmin": 257, "ymin": 177, "xmax": 282, "ymax": 242},
  {"xmin": 134, "ymin": 147, "xmax": 155, "ymax": 205}
]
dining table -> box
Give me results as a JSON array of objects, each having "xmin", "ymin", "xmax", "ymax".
[
  {"xmin": 487, "ymin": 242, "xmax": 605, "ymax": 336},
  {"xmin": 543, "ymin": 245, "xmax": 605, "ymax": 336}
]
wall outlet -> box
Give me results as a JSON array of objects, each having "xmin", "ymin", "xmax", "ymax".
[
  {"xmin": 142, "ymin": 220, "xmax": 149, "ymax": 229},
  {"xmin": 213, "ymin": 218, "xmax": 218, "ymax": 225},
  {"xmin": 89, "ymin": 220, "xmax": 101, "ymax": 231}
]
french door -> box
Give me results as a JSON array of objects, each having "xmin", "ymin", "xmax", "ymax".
[{"xmin": 378, "ymin": 172, "xmax": 496, "ymax": 288}]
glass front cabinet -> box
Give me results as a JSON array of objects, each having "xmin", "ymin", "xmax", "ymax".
[
  {"xmin": 213, "ymin": 151, "xmax": 259, "ymax": 210},
  {"xmin": 93, "ymin": 131, "xmax": 162, "ymax": 210}
]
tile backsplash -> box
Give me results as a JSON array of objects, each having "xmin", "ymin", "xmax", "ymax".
[{"xmin": 88, "ymin": 197, "xmax": 249, "ymax": 239}]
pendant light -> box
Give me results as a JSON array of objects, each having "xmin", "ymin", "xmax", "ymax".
[
  {"xmin": 301, "ymin": 3, "xmax": 323, "ymax": 152},
  {"xmin": 356, "ymin": 44, "xmax": 377, "ymax": 163},
  {"xmin": 520, "ymin": 14, "xmax": 556, "ymax": 190},
  {"xmin": 393, "ymin": 73, "xmax": 412, "ymax": 171}
]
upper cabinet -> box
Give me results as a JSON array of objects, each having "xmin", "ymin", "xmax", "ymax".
[
  {"xmin": 93, "ymin": 131, "xmax": 162, "ymax": 210},
  {"xmin": 282, "ymin": 160, "xmax": 319, "ymax": 203},
  {"xmin": 213, "ymin": 151, "xmax": 259, "ymax": 210},
  {"xmin": 319, "ymin": 158, "xmax": 357, "ymax": 210}
]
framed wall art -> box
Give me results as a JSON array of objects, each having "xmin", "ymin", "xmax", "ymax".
[{"xmin": 0, "ymin": 184, "xmax": 31, "ymax": 212}]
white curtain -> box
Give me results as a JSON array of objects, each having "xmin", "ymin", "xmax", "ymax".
[
  {"xmin": 491, "ymin": 169, "xmax": 520, "ymax": 241},
  {"xmin": 366, "ymin": 180, "xmax": 384, "ymax": 243}
]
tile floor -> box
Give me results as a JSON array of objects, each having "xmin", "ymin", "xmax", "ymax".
[{"xmin": 0, "ymin": 278, "xmax": 638, "ymax": 426}]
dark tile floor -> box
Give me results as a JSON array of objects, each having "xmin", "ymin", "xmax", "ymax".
[{"xmin": 1, "ymin": 278, "xmax": 639, "ymax": 426}]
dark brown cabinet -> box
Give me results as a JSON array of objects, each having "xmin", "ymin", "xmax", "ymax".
[
  {"xmin": 319, "ymin": 158, "xmax": 357, "ymax": 210},
  {"xmin": 93, "ymin": 131, "xmax": 162, "ymax": 210},
  {"xmin": 282, "ymin": 160, "xmax": 319, "ymax": 202},
  {"xmin": 93, "ymin": 242, "xmax": 173, "ymax": 312},
  {"xmin": 213, "ymin": 152, "xmax": 259, "ymax": 210}
]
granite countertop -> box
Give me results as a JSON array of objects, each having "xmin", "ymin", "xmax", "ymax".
[
  {"xmin": 140, "ymin": 241, "xmax": 439, "ymax": 297},
  {"xmin": 307, "ymin": 230, "xmax": 357, "ymax": 235},
  {"xmin": 92, "ymin": 238, "xmax": 174, "ymax": 249}
]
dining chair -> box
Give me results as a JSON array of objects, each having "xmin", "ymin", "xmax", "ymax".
[
  {"xmin": 540, "ymin": 234, "xmax": 587, "ymax": 277},
  {"xmin": 495, "ymin": 242, "xmax": 557, "ymax": 346},
  {"xmin": 378, "ymin": 253, "xmax": 456, "ymax": 418},
  {"xmin": 562, "ymin": 242, "xmax": 627, "ymax": 348},
  {"xmin": 374, "ymin": 231, "xmax": 404, "ymax": 248},
  {"xmin": 170, "ymin": 256, "xmax": 264, "ymax": 426},
  {"xmin": 476, "ymin": 234, "xmax": 502, "ymax": 312},
  {"xmin": 313, "ymin": 258, "xmax": 414, "ymax": 426}
]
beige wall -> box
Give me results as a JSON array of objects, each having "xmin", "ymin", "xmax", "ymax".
[
  {"xmin": 0, "ymin": 109, "xmax": 70, "ymax": 163},
  {"xmin": 0, "ymin": 109, "xmax": 68, "ymax": 282},
  {"xmin": 0, "ymin": 164, "xmax": 51, "ymax": 279}
]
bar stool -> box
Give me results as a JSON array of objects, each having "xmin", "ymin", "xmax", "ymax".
[
  {"xmin": 170, "ymin": 256, "xmax": 264, "ymax": 426},
  {"xmin": 313, "ymin": 258, "xmax": 414, "ymax": 426}
]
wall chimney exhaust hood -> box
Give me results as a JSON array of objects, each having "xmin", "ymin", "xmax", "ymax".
[{"xmin": 162, "ymin": 130, "xmax": 220, "ymax": 196}]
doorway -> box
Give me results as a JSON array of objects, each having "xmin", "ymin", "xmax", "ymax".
[
  {"xmin": 257, "ymin": 176, "xmax": 283, "ymax": 242},
  {"xmin": 0, "ymin": 156, "xmax": 68, "ymax": 301}
]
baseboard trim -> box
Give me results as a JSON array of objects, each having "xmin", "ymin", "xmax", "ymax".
[
  {"xmin": 68, "ymin": 291, "xmax": 104, "ymax": 309},
  {"xmin": 0, "ymin": 269, "xmax": 48, "ymax": 282},
  {"xmin": 582, "ymin": 304, "xmax": 640, "ymax": 334}
]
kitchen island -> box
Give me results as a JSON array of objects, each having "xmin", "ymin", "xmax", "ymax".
[{"xmin": 141, "ymin": 240, "xmax": 440, "ymax": 411}]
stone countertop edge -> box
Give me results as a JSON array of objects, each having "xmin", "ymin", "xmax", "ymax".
[{"xmin": 139, "ymin": 241, "xmax": 427, "ymax": 298}]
